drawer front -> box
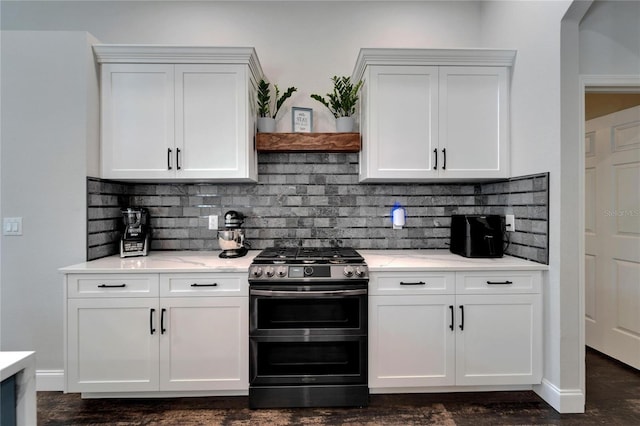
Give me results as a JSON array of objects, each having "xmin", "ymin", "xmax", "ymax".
[
  {"xmin": 370, "ymin": 272, "xmax": 455, "ymax": 295},
  {"xmin": 456, "ymin": 271, "xmax": 542, "ymax": 294},
  {"xmin": 160, "ymin": 273, "xmax": 247, "ymax": 297},
  {"xmin": 67, "ymin": 274, "xmax": 159, "ymax": 298}
]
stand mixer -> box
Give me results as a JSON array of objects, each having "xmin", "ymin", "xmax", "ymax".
[{"xmin": 218, "ymin": 210, "xmax": 249, "ymax": 258}]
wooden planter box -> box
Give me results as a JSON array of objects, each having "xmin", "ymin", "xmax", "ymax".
[{"xmin": 256, "ymin": 132, "xmax": 361, "ymax": 153}]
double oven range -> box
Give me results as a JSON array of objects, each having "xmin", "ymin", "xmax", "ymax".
[{"xmin": 248, "ymin": 247, "xmax": 369, "ymax": 408}]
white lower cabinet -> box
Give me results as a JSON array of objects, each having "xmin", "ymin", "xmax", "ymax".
[
  {"xmin": 65, "ymin": 273, "xmax": 248, "ymax": 394},
  {"xmin": 369, "ymin": 294, "xmax": 455, "ymax": 387},
  {"xmin": 66, "ymin": 297, "xmax": 160, "ymax": 393},
  {"xmin": 159, "ymin": 297, "xmax": 248, "ymax": 391},
  {"xmin": 368, "ymin": 270, "xmax": 542, "ymax": 390}
]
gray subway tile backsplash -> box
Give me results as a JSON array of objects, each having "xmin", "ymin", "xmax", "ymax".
[{"xmin": 87, "ymin": 153, "xmax": 549, "ymax": 264}]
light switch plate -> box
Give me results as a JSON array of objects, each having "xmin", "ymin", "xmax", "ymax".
[
  {"xmin": 3, "ymin": 217, "xmax": 23, "ymax": 236},
  {"xmin": 208, "ymin": 215, "xmax": 218, "ymax": 230}
]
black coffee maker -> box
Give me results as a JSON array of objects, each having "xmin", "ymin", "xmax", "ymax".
[
  {"xmin": 120, "ymin": 207, "xmax": 151, "ymax": 258},
  {"xmin": 218, "ymin": 210, "xmax": 248, "ymax": 258}
]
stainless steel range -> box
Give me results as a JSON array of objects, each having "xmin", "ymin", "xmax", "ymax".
[{"xmin": 248, "ymin": 247, "xmax": 369, "ymax": 409}]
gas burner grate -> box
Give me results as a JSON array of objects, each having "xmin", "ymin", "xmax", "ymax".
[{"xmin": 253, "ymin": 247, "xmax": 364, "ymax": 264}]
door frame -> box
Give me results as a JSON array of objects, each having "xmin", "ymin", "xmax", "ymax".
[{"xmin": 579, "ymin": 75, "xmax": 640, "ymax": 370}]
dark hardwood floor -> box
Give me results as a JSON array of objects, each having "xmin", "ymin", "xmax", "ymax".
[{"xmin": 38, "ymin": 348, "xmax": 640, "ymax": 425}]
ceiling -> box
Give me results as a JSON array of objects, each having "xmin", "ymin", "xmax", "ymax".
[{"xmin": 585, "ymin": 93, "xmax": 640, "ymax": 121}]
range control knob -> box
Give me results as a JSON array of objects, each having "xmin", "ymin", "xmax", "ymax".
[
  {"xmin": 251, "ymin": 267, "xmax": 263, "ymax": 278},
  {"xmin": 265, "ymin": 267, "xmax": 275, "ymax": 278},
  {"xmin": 355, "ymin": 267, "xmax": 366, "ymax": 278},
  {"xmin": 304, "ymin": 266, "xmax": 314, "ymax": 276},
  {"xmin": 343, "ymin": 266, "xmax": 355, "ymax": 277},
  {"xmin": 277, "ymin": 267, "xmax": 287, "ymax": 278}
]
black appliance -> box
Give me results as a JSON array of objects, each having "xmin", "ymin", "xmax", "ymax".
[
  {"xmin": 120, "ymin": 207, "xmax": 150, "ymax": 258},
  {"xmin": 248, "ymin": 247, "xmax": 369, "ymax": 409},
  {"xmin": 218, "ymin": 210, "xmax": 248, "ymax": 259},
  {"xmin": 450, "ymin": 214, "xmax": 505, "ymax": 258}
]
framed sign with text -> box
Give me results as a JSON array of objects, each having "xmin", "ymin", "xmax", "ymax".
[{"xmin": 292, "ymin": 107, "xmax": 313, "ymax": 133}]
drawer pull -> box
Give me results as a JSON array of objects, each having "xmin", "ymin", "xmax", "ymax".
[
  {"xmin": 190, "ymin": 283, "xmax": 218, "ymax": 287},
  {"xmin": 97, "ymin": 284, "xmax": 126, "ymax": 288},
  {"xmin": 486, "ymin": 280, "xmax": 514, "ymax": 285},
  {"xmin": 400, "ymin": 281, "xmax": 426, "ymax": 286}
]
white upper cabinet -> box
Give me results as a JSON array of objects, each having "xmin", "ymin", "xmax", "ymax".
[
  {"xmin": 95, "ymin": 45, "xmax": 263, "ymax": 182},
  {"xmin": 353, "ymin": 49, "xmax": 515, "ymax": 182}
]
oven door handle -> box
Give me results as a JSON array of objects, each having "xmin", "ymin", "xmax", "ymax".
[{"xmin": 250, "ymin": 289, "xmax": 367, "ymax": 297}]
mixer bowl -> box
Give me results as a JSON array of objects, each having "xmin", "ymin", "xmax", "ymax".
[{"xmin": 218, "ymin": 230, "xmax": 244, "ymax": 250}]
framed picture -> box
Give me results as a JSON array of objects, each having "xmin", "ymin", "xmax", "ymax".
[{"xmin": 292, "ymin": 107, "xmax": 313, "ymax": 133}]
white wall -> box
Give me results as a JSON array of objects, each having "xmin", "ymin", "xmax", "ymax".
[
  {"xmin": 1, "ymin": 1, "xmax": 483, "ymax": 132},
  {"xmin": 580, "ymin": 0, "xmax": 640, "ymax": 75},
  {"xmin": 0, "ymin": 31, "xmax": 99, "ymax": 385}
]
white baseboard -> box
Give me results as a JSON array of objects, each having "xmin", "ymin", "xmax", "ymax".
[
  {"xmin": 534, "ymin": 379, "xmax": 585, "ymax": 413},
  {"xmin": 36, "ymin": 370, "xmax": 64, "ymax": 391}
]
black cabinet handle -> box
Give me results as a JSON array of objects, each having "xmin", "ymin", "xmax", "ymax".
[
  {"xmin": 459, "ymin": 305, "xmax": 464, "ymax": 331},
  {"xmin": 176, "ymin": 148, "xmax": 181, "ymax": 170},
  {"xmin": 433, "ymin": 148, "xmax": 438, "ymax": 170},
  {"xmin": 98, "ymin": 284, "xmax": 126, "ymax": 288},
  {"xmin": 442, "ymin": 148, "xmax": 446, "ymax": 170},
  {"xmin": 150, "ymin": 308, "xmax": 156, "ymax": 335},
  {"xmin": 400, "ymin": 281, "xmax": 426, "ymax": 286},
  {"xmin": 167, "ymin": 148, "xmax": 173, "ymax": 170},
  {"xmin": 161, "ymin": 308, "xmax": 167, "ymax": 334},
  {"xmin": 486, "ymin": 280, "xmax": 514, "ymax": 285},
  {"xmin": 449, "ymin": 305, "xmax": 454, "ymax": 331},
  {"xmin": 190, "ymin": 283, "xmax": 218, "ymax": 287}
]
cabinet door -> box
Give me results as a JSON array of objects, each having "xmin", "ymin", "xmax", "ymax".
[
  {"xmin": 101, "ymin": 64, "xmax": 175, "ymax": 179},
  {"xmin": 360, "ymin": 66, "xmax": 439, "ymax": 182},
  {"xmin": 455, "ymin": 294, "xmax": 542, "ymax": 385},
  {"xmin": 369, "ymin": 295, "xmax": 455, "ymax": 388},
  {"xmin": 159, "ymin": 297, "xmax": 248, "ymax": 391},
  {"xmin": 66, "ymin": 298, "xmax": 160, "ymax": 392},
  {"xmin": 439, "ymin": 66, "xmax": 509, "ymax": 179},
  {"xmin": 175, "ymin": 65, "xmax": 253, "ymax": 180}
]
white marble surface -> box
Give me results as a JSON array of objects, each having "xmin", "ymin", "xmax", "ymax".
[
  {"xmin": 360, "ymin": 249, "xmax": 548, "ymax": 271},
  {"xmin": 0, "ymin": 351, "xmax": 37, "ymax": 426},
  {"xmin": 60, "ymin": 250, "xmax": 259, "ymax": 273},
  {"xmin": 60, "ymin": 249, "xmax": 547, "ymax": 273}
]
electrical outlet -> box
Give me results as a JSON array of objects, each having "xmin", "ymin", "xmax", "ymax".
[
  {"xmin": 208, "ymin": 215, "xmax": 218, "ymax": 230},
  {"xmin": 505, "ymin": 214, "xmax": 515, "ymax": 232}
]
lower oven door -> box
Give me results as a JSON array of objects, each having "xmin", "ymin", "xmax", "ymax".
[
  {"xmin": 249, "ymin": 284, "xmax": 367, "ymax": 336},
  {"xmin": 250, "ymin": 334, "xmax": 367, "ymax": 386}
]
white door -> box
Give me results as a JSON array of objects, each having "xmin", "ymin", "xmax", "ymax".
[
  {"xmin": 101, "ymin": 64, "xmax": 175, "ymax": 179},
  {"xmin": 455, "ymin": 294, "xmax": 542, "ymax": 385},
  {"xmin": 159, "ymin": 297, "xmax": 248, "ymax": 391},
  {"xmin": 368, "ymin": 295, "xmax": 455, "ymax": 388},
  {"xmin": 362, "ymin": 65, "xmax": 439, "ymax": 181},
  {"xmin": 585, "ymin": 106, "xmax": 640, "ymax": 369},
  {"xmin": 66, "ymin": 298, "xmax": 160, "ymax": 392},
  {"xmin": 175, "ymin": 65, "xmax": 250, "ymax": 180},
  {"xmin": 439, "ymin": 66, "xmax": 509, "ymax": 179}
]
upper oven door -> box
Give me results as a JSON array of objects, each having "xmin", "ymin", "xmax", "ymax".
[{"xmin": 249, "ymin": 283, "xmax": 367, "ymax": 336}]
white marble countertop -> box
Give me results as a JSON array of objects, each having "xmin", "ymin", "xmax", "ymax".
[
  {"xmin": 60, "ymin": 250, "xmax": 260, "ymax": 273},
  {"xmin": 360, "ymin": 250, "xmax": 547, "ymax": 271},
  {"xmin": 60, "ymin": 249, "xmax": 547, "ymax": 273}
]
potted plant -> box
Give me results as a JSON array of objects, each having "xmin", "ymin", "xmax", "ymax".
[
  {"xmin": 310, "ymin": 76, "xmax": 363, "ymax": 132},
  {"xmin": 257, "ymin": 79, "xmax": 297, "ymax": 132}
]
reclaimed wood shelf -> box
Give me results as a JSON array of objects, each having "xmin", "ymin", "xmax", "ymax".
[{"xmin": 256, "ymin": 132, "xmax": 361, "ymax": 153}]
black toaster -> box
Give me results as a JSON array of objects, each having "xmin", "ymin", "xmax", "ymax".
[{"xmin": 450, "ymin": 214, "xmax": 505, "ymax": 258}]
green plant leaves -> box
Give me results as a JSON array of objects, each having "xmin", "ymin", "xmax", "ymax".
[
  {"xmin": 257, "ymin": 79, "xmax": 297, "ymax": 119},
  {"xmin": 311, "ymin": 76, "xmax": 363, "ymax": 118}
]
